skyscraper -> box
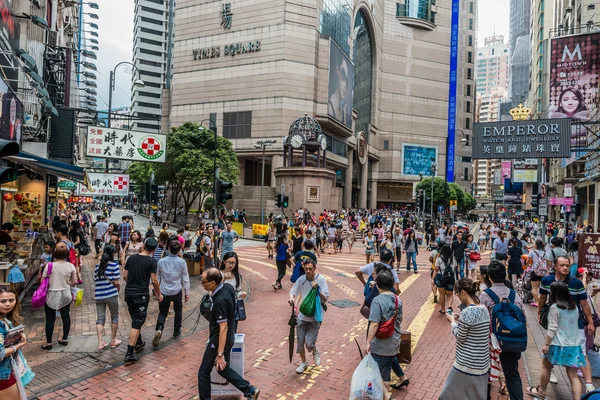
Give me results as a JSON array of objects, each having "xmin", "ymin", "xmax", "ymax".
[
  {"xmin": 508, "ymin": 0, "xmax": 530, "ymax": 105},
  {"xmin": 131, "ymin": 0, "xmax": 173, "ymax": 132}
]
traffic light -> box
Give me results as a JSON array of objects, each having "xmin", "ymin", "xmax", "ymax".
[
  {"xmin": 216, "ymin": 179, "xmax": 233, "ymax": 205},
  {"xmin": 415, "ymin": 189, "xmax": 423, "ymax": 205},
  {"xmin": 282, "ymin": 195, "xmax": 289, "ymax": 208},
  {"xmin": 145, "ymin": 181, "xmax": 151, "ymax": 201},
  {"xmin": 275, "ymin": 193, "xmax": 282, "ymax": 208},
  {"xmin": 531, "ymin": 193, "xmax": 539, "ymax": 209},
  {"xmin": 150, "ymin": 184, "xmax": 158, "ymax": 203},
  {"xmin": 0, "ymin": 139, "xmax": 19, "ymax": 184}
]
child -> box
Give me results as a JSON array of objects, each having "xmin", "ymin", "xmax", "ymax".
[
  {"xmin": 528, "ymin": 281, "xmax": 587, "ymax": 399},
  {"xmin": 38, "ymin": 240, "xmax": 55, "ymax": 281}
]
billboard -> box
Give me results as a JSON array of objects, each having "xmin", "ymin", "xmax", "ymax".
[
  {"xmin": 513, "ymin": 158, "xmax": 538, "ymax": 183},
  {"xmin": 472, "ymin": 119, "xmax": 572, "ymax": 159},
  {"xmin": 0, "ymin": 0, "xmax": 19, "ymax": 91},
  {"xmin": 401, "ymin": 144, "xmax": 437, "ymax": 177},
  {"xmin": 550, "ymin": 33, "xmax": 600, "ymax": 166},
  {"xmin": 327, "ymin": 40, "xmax": 354, "ymax": 128},
  {"xmin": 86, "ymin": 126, "xmax": 167, "ymax": 163},
  {"xmin": 0, "ymin": 76, "xmax": 23, "ymax": 144},
  {"xmin": 503, "ymin": 178, "xmax": 523, "ymax": 206},
  {"xmin": 77, "ymin": 173, "xmax": 130, "ymax": 197}
]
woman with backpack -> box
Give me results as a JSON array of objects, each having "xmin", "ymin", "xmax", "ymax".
[
  {"xmin": 527, "ymin": 281, "xmax": 587, "ymax": 399},
  {"xmin": 440, "ymin": 278, "xmax": 490, "ymax": 400},
  {"xmin": 434, "ymin": 245, "xmax": 455, "ymax": 314},
  {"xmin": 507, "ymin": 238, "xmax": 524, "ymax": 284},
  {"xmin": 527, "ymin": 239, "xmax": 547, "ymax": 307},
  {"xmin": 93, "ymin": 245, "xmax": 121, "ymax": 351}
]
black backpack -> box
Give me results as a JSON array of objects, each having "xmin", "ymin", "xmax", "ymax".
[{"xmin": 441, "ymin": 258, "xmax": 455, "ymax": 286}]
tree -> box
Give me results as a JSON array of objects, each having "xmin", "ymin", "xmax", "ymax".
[
  {"xmin": 128, "ymin": 162, "xmax": 154, "ymax": 199},
  {"xmin": 416, "ymin": 177, "xmax": 476, "ymax": 214}
]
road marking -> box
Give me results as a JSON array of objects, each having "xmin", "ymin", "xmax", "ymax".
[
  {"xmin": 405, "ymin": 293, "xmax": 437, "ymax": 354},
  {"xmin": 239, "ymin": 263, "xmax": 268, "ymax": 280}
]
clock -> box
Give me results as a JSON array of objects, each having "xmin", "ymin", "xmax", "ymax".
[
  {"xmin": 290, "ymin": 133, "xmax": 305, "ymax": 149},
  {"xmin": 318, "ymin": 134, "xmax": 327, "ymax": 151}
]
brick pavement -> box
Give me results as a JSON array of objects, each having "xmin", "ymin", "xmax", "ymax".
[{"xmin": 24, "ymin": 243, "xmax": 560, "ymax": 400}]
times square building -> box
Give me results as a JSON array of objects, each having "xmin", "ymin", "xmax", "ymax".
[{"xmin": 163, "ymin": 0, "xmax": 474, "ymax": 212}]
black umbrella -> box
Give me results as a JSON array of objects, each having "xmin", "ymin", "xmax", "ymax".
[{"xmin": 288, "ymin": 303, "xmax": 298, "ymax": 363}]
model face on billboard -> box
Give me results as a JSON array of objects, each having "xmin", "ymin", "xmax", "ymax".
[
  {"xmin": 338, "ymin": 59, "xmax": 348, "ymax": 100},
  {"xmin": 559, "ymin": 88, "xmax": 584, "ymax": 116}
]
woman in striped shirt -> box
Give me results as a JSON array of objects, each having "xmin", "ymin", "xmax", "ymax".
[
  {"xmin": 94, "ymin": 245, "xmax": 121, "ymax": 351},
  {"xmin": 439, "ymin": 278, "xmax": 490, "ymax": 400}
]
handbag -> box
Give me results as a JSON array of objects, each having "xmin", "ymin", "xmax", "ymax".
[
  {"xmin": 375, "ymin": 295, "xmax": 398, "ymax": 339},
  {"xmin": 31, "ymin": 262, "xmax": 53, "ymax": 309},
  {"xmin": 395, "ymin": 331, "xmax": 412, "ymax": 364},
  {"xmin": 540, "ymin": 302, "xmax": 550, "ymax": 330},
  {"xmin": 235, "ymin": 299, "xmax": 247, "ymax": 321},
  {"xmin": 299, "ymin": 287, "xmax": 318, "ymax": 317},
  {"xmin": 582, "ymin": 299, "xmax": 600, "ymax": 328},
  {"xmin": 469, "ymin": 252, "xmax": 481, "ymax": 261}
]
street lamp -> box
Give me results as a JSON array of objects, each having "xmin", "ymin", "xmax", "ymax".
[
  {"xmin": 430, "ymin": 163, "xmax": 436, "ymax": 224},
  {"xmin": 199, "ymin": 119, "xmax": 218, "ymax": 221},
  {"xmin": 254, "ymin": 140, "xmax": 277, "ymax": 224}
]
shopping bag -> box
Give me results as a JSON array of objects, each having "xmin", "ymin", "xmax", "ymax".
[
  {"xmin": 71, "ymin": 287, "xmax": 84, "ymax": 306},
  {"xmin": 315, "ymin": 290, "xmax": 323, "ymax": 322},
  {"xmin": 349, "ymin": 354, "xmax": 384, "ymax": 400},
  {"xmin": 299, "ymin": 287, "xmax": 317, "ymax": 317},
  {"xmin": 395, "ymin": 331, "xmax": 412, "ymax": 364},
  {"xmin": 32, "ymin": 263, "xmax": 53, "ymax": 309}
]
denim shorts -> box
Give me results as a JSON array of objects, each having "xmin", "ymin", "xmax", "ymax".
[{"xmin": 371, "ymin": 353, "xmax": 395, "ymax": 382}]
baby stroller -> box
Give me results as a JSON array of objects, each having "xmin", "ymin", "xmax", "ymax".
[{"xmin": 516, "ymin": 266, "xmax": 534, "ymax": 304}]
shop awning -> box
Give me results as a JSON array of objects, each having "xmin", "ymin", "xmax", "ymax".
[{"xmin": 8, "ymin": 152, "xmax": 86, "ymax": 182}]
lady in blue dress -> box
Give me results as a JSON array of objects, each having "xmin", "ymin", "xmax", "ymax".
[{"xmin": 363, "ymin": 229, "xmax": 376, "ymax": 264}]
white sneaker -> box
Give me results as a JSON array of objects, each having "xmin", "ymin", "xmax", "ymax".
[
  {"xmin": 313, "ymin": 349, "xmax": 321, "ymax": 366},
  {"xmin": 550, "ymin": 370, "xmax": 558, "ymax": 384},
  {"xmin": 296, "ymin": 362, "xmax": 308, "ymax": 374},
  {"xmin": 586, "ymin": 383, "xmax": 595, "ymax": 393}
]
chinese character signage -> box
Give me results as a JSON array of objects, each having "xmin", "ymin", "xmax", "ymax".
[
  {"xmin": 579, "ymin": 234, "xmax": 600, "ymax": 278},
  {"xmin": 550, "ymin": 33, "xmax": 600, "ymax": 166},
  {"xmin": 68, "ymin": 196, "xmax": 93, "ymax": 203},
  {"xmin": 77, "ymin": 173, "xmax": 130, "ymax": 197},
  {"xmin": 472, "ymin": 119, "xmax": 571, "ymax": 159},
  {"xmin": 221, "ymin": 2, "xmax": 232, "ymax": 29},
  {"xmin": 564, "ymin": 183, "xmax": 573, "ymax": 197},
  {"xmin": 86, "ymin": 126, "xmax": 166, "ymax": 163},
  {"xmin": 445, "ymin": 0, "xmax": 460, "ymax": 183}
]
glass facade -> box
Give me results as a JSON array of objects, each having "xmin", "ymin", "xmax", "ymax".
[
  {"xmin": 396, "ymin": 0, "xmax": 436, "ymax": 24},
  {"xmin": 353, "ymin": 10, "xmax": 373, "ymax": 139},
  {"xmin": 320, "ymin": 0, "xmax": 352, "ymax": 56}
]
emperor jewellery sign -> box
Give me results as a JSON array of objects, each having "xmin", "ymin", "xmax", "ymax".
[
  {"xmin": 472, "ymin": 119, "xmax": 571, "ymax": 159},
  {"xmin": 193, "ymin": 40, "xmax": 261, "ymax": 60}
]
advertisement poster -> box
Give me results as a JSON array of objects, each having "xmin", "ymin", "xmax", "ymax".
[
  {"xmin": 503, "ymin": 178, "xmax": 523, "ymax": 205},
  {"xmin": 550, "ymin": 33, "xmax": 600, "ymax": 166},
  {"xmin": 0, "ymin": 0, "xmax": 19, "ymax": 91},
  {"xmin": 77, "ymin": 173, "xmax": 130, "ymax": 196},
  {"xmin": 5, "ymin": 192, "xmax": 43, "ymax": 231},
  {"xmin": 501, "ymin": 160, "xmax": 512, "ymax": 180},
  {"xmin": 513, "ymin": 159, "xmax": 538, "ymax": 183},
  {"xmin": 0, "ymin": 76, "xmax": 23, "ymax": 144},
  {"xmin": 578, "ymin": 234, "xmax": 600, "ymax": 278},
  {"xmin": 327, "ymin": 40, "xmax": 354, "ymax": 128},
  {"xmin": 401, "ymin": 144, "xmax": 437, "ymax": 177},
  {"xmin": 86, "ymin": 126, "xmax": 167, "ymax": 163}
]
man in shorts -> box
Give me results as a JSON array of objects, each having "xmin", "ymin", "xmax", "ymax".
[
  {"xmin": 123, "ymin": 238, "xmax": 162, "ymax": 365},
  {"xmin": 289, "ymin": 259, "xmax": 330, "ymax": 374}
]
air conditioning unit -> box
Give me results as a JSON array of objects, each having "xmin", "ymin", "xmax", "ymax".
[{"xmin": 46, "ymin": 31, "xmax": 58, "ymax": 47}]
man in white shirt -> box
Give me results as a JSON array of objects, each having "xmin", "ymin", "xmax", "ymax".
[
  {"xmin": 354, "ymin": 249, "xmax": 400, "ymax": 294},
  {"xmin": 94, "ymin": 215, "xmax": 109, "ymax": 256},
  {"xmin": 490, "ymin": 222, "xmax": 500, "ymax": 248}
]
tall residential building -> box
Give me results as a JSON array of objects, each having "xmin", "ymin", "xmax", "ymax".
[
  {"xmin": 164, "ymin": 0, "xmax": 462, "ymax": 211},
  {"xmin": 508, "ymin": 0, "xmax": 530, "ymax": 104},
  {"xmin": 473, "ymin": 39, "xmax": 509, "ymax": 198},
  {"xmin": 131, "ymin": 0, "xmax": 173, "ymax": 132},
  {"xmin": 528, "ymin": 0, "xmax": 555, "ymax": 117}
]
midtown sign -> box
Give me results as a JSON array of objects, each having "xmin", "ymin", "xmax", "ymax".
[{"xmin": 472, "ymin": 118, "xmax": 571, "ymax": 159}]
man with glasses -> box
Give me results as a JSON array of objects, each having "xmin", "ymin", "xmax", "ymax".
[
  {"xmin": 197, "ymin": 268, "xmax": 260, "ymax": 400},
  {"xmin": 289, "ymin": 259, "xmax": 330, "ymax": 374}
]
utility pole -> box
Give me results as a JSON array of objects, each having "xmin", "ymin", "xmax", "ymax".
[
  {"xmin": 254, "ymin": 139, "xmax": 277, "ymax": 225},
  {"xmin": 430, "ymin": 164, "xmax": 436, "ymax": 225}
]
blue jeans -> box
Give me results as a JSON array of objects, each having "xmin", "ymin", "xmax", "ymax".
[
  {"xmin": 455, "ymin": 258, "xmax": 465, "ymax": 279},
  {"xmin": 406, "ymin": 251, "xmax": 417, "ymax": 272},
  {"xmin": 371, "ymin": 353, "xmax": 404, "ymax": 382}
]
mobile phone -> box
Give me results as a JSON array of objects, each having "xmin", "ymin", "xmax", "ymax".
[{"xmin": 446, "ymin": 309, "xmax": 453, "ymax": 316}]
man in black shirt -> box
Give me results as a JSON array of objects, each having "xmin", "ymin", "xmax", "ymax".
[
  {"xmin": 123, "ymin": 237, "xmax": 163, "ymax": 365},
  {"xmin": 198, "ymin": 268, "xmax": 260, "ymax": 399},
  {"xmin": 451, "ymin": 232, "xmax": 467, "ymax": 280}
]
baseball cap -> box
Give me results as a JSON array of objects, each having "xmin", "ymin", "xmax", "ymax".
[
  {"xmin": 380, "ymin": 248, "xmax": 394, "ymax": 263},
  {"xmin": 144, "ymin": 237, "xmax": 158, "ymax": 251}
]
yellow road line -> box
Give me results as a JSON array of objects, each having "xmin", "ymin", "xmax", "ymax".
[{"xmin": 405, "ymin": 293, "xmax": 437, "ymax": 354}]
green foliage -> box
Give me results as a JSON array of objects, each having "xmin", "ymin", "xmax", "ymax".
[
  {"xmin": 128, "ymin": 162, "xmax": 154, "ymax": 198},
  {"xmin": 416, "ymin": 177, "xmax": 476, "ymax": 214}
]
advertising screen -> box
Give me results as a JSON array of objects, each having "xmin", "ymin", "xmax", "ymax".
[
  {"xmin": 550, "ymin": 33, "xmax": 600, "ymax": 166},
  {"xmin": 0, "ymin": 76, "xmax": 23, "ymax": 144},
  {"xmin": 402, "ymin": 144, "xmax": 437, "ymax": 177},
  {"xmin": 327, "ymin": 40, "xmax": 354, "ymax": 128},
  {"xmin": 504, "ymin": 178, "xmax": 524, "ymax": 206}
]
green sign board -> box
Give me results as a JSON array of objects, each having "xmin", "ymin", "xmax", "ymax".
[{"xmin": 58, "ymin": 181, "xmax": 77, "ymax": 190}]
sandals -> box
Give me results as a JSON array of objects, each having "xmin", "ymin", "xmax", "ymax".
[
  {"xmin": 98, "ymin": 342, "xmax": 108, "ymax": 351},
  {"xmin": 526, "ymin": 386, "xmax": 545, "ymax": 399},
  {"xmin": 390, "ymin": 378, "xmax": 410, "ymax": 390},
  {"xmin": 41, "ymin": 343, "xmax": 53, "ymax": 350},
  {"xmin": 500, "ymin": 383, "xmax": 508, "ymax": 395},
  {"xmin": 110, "ymin": 339, "xmax": 122, "ymax": 349},
  {"xmin": 58, "ymin": 339, "xmax": 68, "ymax": 346}
]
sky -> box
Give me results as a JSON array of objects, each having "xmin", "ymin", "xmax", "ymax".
[
  {"xmin": 86, "ymin": 0, "xmax": 135, "ymax": 110},
  {"xmin": 97, "ymin": 0, "xmax": 511, "ymax": 109}
]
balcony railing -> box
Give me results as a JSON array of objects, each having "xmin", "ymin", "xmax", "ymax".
[{"xmin": 396, "ymin": 1, "xmax": 436, "ymax": 30}]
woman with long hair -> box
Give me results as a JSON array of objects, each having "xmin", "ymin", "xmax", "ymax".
[
  {"xmin": 434, "ymin": 245, "xmax": 455, "ymax": 313},
  {"xmin": 507, "ymin": 237, "xmax": 524, "ymax": 283},
  {"xmin": 121, "ymin": 230, "xmax": 143, "ymax": 266},
  {"xmin": 220, "ymin": 251, "xmax": 247, "ymax": 332},
  {"xmin": 440, "ymin": 278, "xmax": 490, "ymax": 399},
  {"xmin": 42, "ymin": 242, "xmax": 77, "ymax": 349},
  {"xmin": 363, "ymin": 229, "xmax": 376, "ymax": 264},
  {"xmin": 493, "ymin": 230, "xmax": 508, "ymax": 265},
  {"xmin": 94, "ymin": 245, "xmax": 121, "ymax": 351},
  {"xmin": 0, "ymin": 286, "xmax": 34, "ymax": 399},
  {"xmin": 404, "ymin": 230, "xmax": 419, "ymax": 273},
  {"xmin": 273, "ymin": 235, "xmax": 289, "ymax": 290},
  {"xmin": 69, "ymin": 220, "xmax": 84, "ymax": 284},
  {"xmin": 527, "ymin": 239, "xmax": 546, "ymax": 307}
]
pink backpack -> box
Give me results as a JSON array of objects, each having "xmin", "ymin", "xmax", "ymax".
[{"xmin": 32, "ymin": 262, "xmax": 53, "ymax": 309}]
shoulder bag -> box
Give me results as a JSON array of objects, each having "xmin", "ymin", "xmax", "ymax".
[
  {"xmin": 375, "ymin": 295, "xmax": 398, "ymax": 339},
  {"xmin": 32, "ymin": 263, "xmax": 53, "ymax": 309}
]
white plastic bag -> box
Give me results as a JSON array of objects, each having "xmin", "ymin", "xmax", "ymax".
[{"xmin": 349, "ymin": 354, "xmax": 384, "ymax": 400}]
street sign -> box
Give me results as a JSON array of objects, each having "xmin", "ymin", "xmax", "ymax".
[
  {"xmin": 58, "ymin": 180, "xmax": 76, "ymax": 190},
  {"xmin": 538, "ymin": 198, "xmax": 548, "ymax": 216},
  {"xmin": 450, "ymin": 200, "xmax": 457, "ymax": 211},
  {"xmin": 438, "ymin": 205, "xmax": 444, "ymax": 213}
]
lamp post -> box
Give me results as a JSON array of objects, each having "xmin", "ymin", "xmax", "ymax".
[
  {"xmin": 254, "ymin": 140, "xmax": 277, "ymax": 224},
  {"xmin": 430, "ymin": 163, "xmax": 436, "ymax": 225},
  {"xmin": 199, "ymin": 119, "xmax": 218, "ymax": 222}
]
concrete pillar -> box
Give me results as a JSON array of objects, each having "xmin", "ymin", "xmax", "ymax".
[
  {"xmin": 359, "ymin": 158, "xmax": 368, "ymax": 209},
  {"xmin": 271, "ymin": 155, "xmax": 284, "ymax": 186},
  {"xmin": 369, "ymin": 161, "xmax": 379, "ymax": 209},
  {"xmin": 343, "ymin": 150, "xmax": 354, "ymax": 208}
]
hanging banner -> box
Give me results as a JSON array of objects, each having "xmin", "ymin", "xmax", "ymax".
[
  {"xmin": 86, "ymin": 126, "xmax": 167, "ymax": 163},
  {"xmin": 77, "ymin": 173, "xmax": 130, "ymax": 197},
  {"xmin": 564, "ymin": 183, "xmax": 573, "ymax": 197},
  {"xmin": 445, "ymin": 0, "xmax": 460, "ymax": 183},
  {"xmin": 579, "ymin": 234, "xmax": 600, "ymax": 278}
]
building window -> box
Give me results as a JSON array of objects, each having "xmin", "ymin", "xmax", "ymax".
[
  {"xmin": 466, "ymin": 101, "xmax": 471, "ymax": 113},
  {"xmin": 223, "ymin": 111, "xmax": 252, "ymax": 139},
  {"xmin": 469, "ymin": 1, "xmax": 474, "ymax": 13},
  {"xmin": 325, "ymin": 134, "xmax": 347, "ymax": 157},
  {"xmin": 468, "ymin": 35, "xmax": 473, "ymax": 46},
  {"xmin": 467, "ymin": 68, "xmax": 472, "ymax": 80},
  {"xmin": 464, "ymin": 167, "xmax": 469, "ymax": 181},
  {"xmin": 140, "ymin": 48, "xmax": 163, "ymax": 57},
  {"xmin": 467, "ymin": 51, "xmax": 473, "ymax": 63},
  {"xmin": 383, "ymin": 140, "xmax": 389, "ymax": 150},
  {"xmin": 396, "ymin": 0, "xmax": 436, "ymax": 25},
  {"xmin": 468, "ymin": 18, "xmax": 473, "ymax": 30},
  {"xmin": 140, "ymin": 37, "xmax": 164, "ymax": 47},
  {"xmin": 141, "ymin": 6, "xmax": 164, "ymax": 15},
  {"xmin": 140, "ymin": 16, "xmax": 164, "ymax": 26},
  {"xmin": 465, "ymin": 118, "xmax": 471, "ymax": 129},
  {"xmin": 466, "ymin": 84, "xmax": 471, "ymax": 96},
  {"xmin": 141, "ymin": 27, "xmax": 164, "ymax": 37},
  {"xmin": 319, "ymin": 0, "xmax": 352, "ymax": 56}
]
